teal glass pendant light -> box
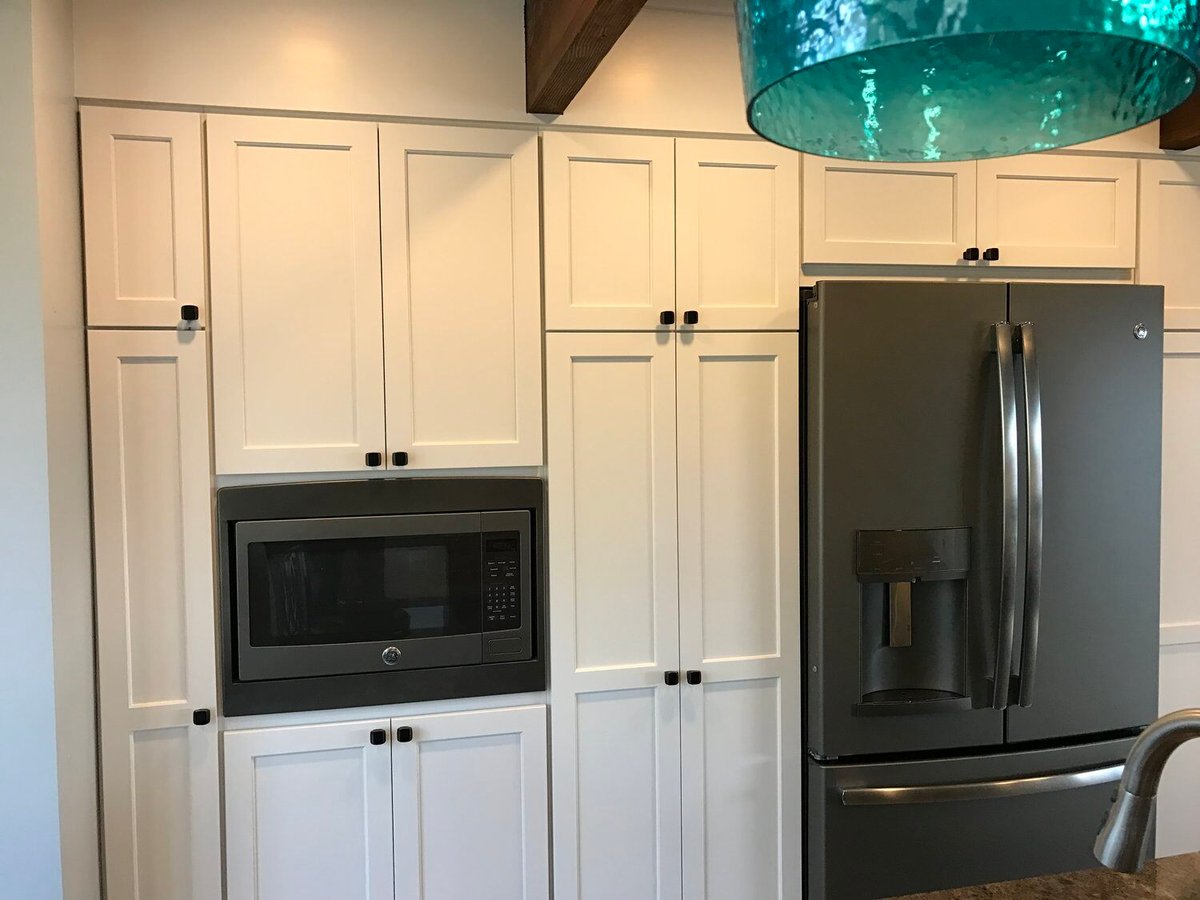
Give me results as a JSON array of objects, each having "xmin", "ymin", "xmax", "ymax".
[{"xmin": 735, "ymin": 0, "xmax": 1200, "ymax": 161}]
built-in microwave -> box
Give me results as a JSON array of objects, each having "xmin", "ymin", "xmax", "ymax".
[{"xmin": 217, "ymin": 478, "xmax": 545, "ymax": 715}]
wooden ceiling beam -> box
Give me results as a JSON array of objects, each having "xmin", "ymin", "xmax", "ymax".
[
  {"xmin": 525, "ymin": 0, "xmax": 648, "ymax": 115},
  {"xmin": 1161, "ymin": 87, "xmax": 1200, "ymax": 151}
]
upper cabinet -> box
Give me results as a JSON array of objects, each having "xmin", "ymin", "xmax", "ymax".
[
  {"xmin": 81, "ymin": 107, "xmax": 206, "ymax": 327},
  {"xmin": 975, "ymin": 155, "xmax": 1136, "ymax": 268},
  {"xmin": 544, "ymin": 134, "xmax": 801, "ymax": 331},
  {"xmin": 207, "ymin": 115, "xmax": 386, "ymax": 475},
  {"xmin": 802, "ymin": 157, "xmax": 977, "ymax": 266},
  {"xmin": 208, "ymin": 117, "xmax": 544, "ymax": 475},
  {"xmin": 803, "ymin": 153, "xmax": 1136, "ymax": 269},
  {"xmin": 380, "ymin": 125, "xmax": 543, "ymax": 469},
  {"xmin": 1140, "ymin": 159, "xmax": 1200, "ymax": 329},
  {"xmin": 543, "ymin": 132, "xmax": 676, "ymax": 330}
]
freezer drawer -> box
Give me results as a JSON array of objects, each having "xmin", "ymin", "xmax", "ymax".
[{"xmin": 807, "ymin": 736, "xmax": 1137, "ymax": 899}]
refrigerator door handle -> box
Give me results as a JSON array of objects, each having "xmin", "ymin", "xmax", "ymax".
[
  {"xmin": 839, "ymin": 763, "xmax": 1124, "ymax": 807},
  {"xmin": 992, "ymin": 323, "xmax": 1021, "ymax": 710},
  {"xmin": 1016, "ymin": 323, "xmax": 1044, "ymax": 707}
]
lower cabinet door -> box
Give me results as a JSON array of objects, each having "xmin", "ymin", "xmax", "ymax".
[
  {"xmin": 391, "ymin": 706, "xmax": 549, "ymax": 899},
  {"xmin": 224, "ymin": 719, "xmax": 395, "ymax": 900}
]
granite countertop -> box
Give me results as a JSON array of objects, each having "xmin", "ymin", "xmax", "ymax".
[{"xmin": 900, "ymin": 853, "xmax": 1200, "ymax": 899}]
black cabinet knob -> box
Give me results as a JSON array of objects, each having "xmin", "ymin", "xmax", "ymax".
[
  {"xmin": 396, "ymin": 726, "xmax": 414, "ymax": 743},
  {"xmin": 365, "ymin": 451, "xmax": 383, "ymax": 468},
  {"xmin": 192, "ymin": 709, "xmax": 211, "ymax": 726},
  {"xmin": 682, "ymin": 310, "xmax": 699, "ymax": 325},
  {"xmin": 664, "ymin": 671, "xmax": 680, "ymax": 686},
  {"xmin": 370, "ymin": 728, "xmax": 387, "ymax": 745},
  {"xmin": 686, "ymin": 670, "xmax": 702, "ymax": 685},
  {"xmin": 983, "ymin": 247, "xmax": 1000, "ymax": 261},
  {"xmin": 660, "ymin": 310, "xmax": 676, "ymax": 326},
  {"xmin": 963, "ymin": 247, "xmax": 981, "ymax": 261},
  {"xmin": 391, "ymin": 451, "xmax": 409, "ymax": 467},
  {"xmin": 180, "ymin": 304, "xmax": 200, "ymax": 322}
]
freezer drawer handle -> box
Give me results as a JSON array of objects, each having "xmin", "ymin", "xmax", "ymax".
[
  {"xmin": 1016, "ymin": 322, "xmax": 1044, "ymax": 708},
  {"xmin": 840, "ymin": 763, "xmax": 1123, "ymax": 807},
  {"xmin": 991, "ymin": 323, "xmax": 1021, "ymax": 711}
]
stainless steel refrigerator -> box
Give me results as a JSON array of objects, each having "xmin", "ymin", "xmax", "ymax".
[{"xmin": 804, "ymin": 282, "xmax": 1163, "ymax": 899}]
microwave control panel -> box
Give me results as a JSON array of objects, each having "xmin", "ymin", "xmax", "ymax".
[{"xmin": 483, "ymin": 532, "xmax": 522, "ymax": 631}]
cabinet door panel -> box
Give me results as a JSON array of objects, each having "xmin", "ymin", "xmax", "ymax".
[
  {"xmin": 976, "ymin": 155, "xmax": 1136, "ymax": 268},
  {"xmin": 676, "ymin": 332, "xmax": 801, "ymax": 899},
  {"xmin": 392, "ymin": 705, "xmax": 548, "ymax": 899},
  {"xmin": 380, "ymin": 125, "xmax": 542, "ymax": 468},
  {"xmin": 544, "ymin": 133, "xmax": 675, "ymax": 330},
  {"xmin": 676, "ymin": 139, "xmax": 800, "ymax": 330},
  {"xmin": 224, "ymin": 720, "xmax": 394, "ymax": 900},
  {"xmin": 208, "ymin": 115, "xmax": 385, "ymax": 474},
  {"xmin": 88, "ymin": 330, "xmax": 219, "ymax": 900},
  {"xmin": 802, "ymin": 155, "xmax": 976, "ymax": 265},
  {"xmin": 1140, "ymin": 160, "xmax": 1200, "ymax": 328},
  {"xmin": 81, "ymin": 107, "xmax": 205, "ymax": 327},
  {"xmin": 546, "ymin": 333, "xmax": 682, "ymax": 899}
]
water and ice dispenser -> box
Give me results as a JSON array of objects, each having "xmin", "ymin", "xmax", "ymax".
[{"xmin": 855, "ymin": 527, "xmax": 972, "ymax": 715}]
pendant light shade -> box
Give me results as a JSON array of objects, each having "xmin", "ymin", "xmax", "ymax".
[{"xmin": 735, "ymin": 0, "xmax": 1200, "ymax": 161}]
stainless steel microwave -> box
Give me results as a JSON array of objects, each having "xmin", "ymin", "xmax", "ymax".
[{"xmin": 217, "ymin": 478, "xmax": 545, "ymax": 716}]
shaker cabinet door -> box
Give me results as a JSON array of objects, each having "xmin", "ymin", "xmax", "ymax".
[
  {"xmin": 88, "ymin": 329, "xmax": 220, "ymax": 900},
  {"xmin": 207, "ymin": 115, "xmax": 386, "ymax": 474},
  {"xmin": 676, "ymin": 332, "xmax": 802, "ymax": 900},
  {"xmin": 543, "ymin": 132, "xmax": 676, "ymax": 331},
  {"xmin": 676, "ymin": 139, "xmax": 800, "ymax": 330},
  {"xmin": 1139, "ymin": 159, "xmax": 1200, "ymax": 329},
  {"xmin": 224, "ymin": 720, "xmax": 395, "ymax": 900},
  {"xmin": 80, "ymin": 107, "xmax": 206, "ymax": 327},
  {"xmin": 546, "ymin": 332, "xmax": 683, "ymax": 900},
  {"xmin": 391, "ymin": 706, "xmax": 549, "ymax": 899},
  {"xmin": 380, "ymin": 125, "xmax": 543, "ymax": 469}
]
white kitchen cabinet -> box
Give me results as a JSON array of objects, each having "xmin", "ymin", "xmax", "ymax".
[
  {"xmin": 80, "ymin": 107, "xmax": 206, "ymax": 327},
  {"xmin": 546, "ymin": 332, "xmax": 683, "ymax": 900},
  {"xmin": 546, "ymin": 331, "xmax": 801, "ymax": 899},
  {"xmin": 676, "ymin": 332, "xmax": 802, "ymax": 899},
  {"xmin": 224, "ymin": 705, "xmax": 548, "ymax": 900},
  {"xmin": 207, "ymin": 115, "xmax": 386, "ymax": 474},
  {"xmin": 1157, "ymin": 332, "xmax": 1200, "ymax": 857},
  {"xmin": 675, "ymin": 139, "xmax": 800, "ymax": 330},
  {"xmin": 1140, "ymin": 159, "xmax": 1200, "ymax": 329},
  {"xmin": 224, "ymin": 718, "xmax": 395, "ymax": 900},
  {"xmin": 543, "ymin": 132, "xmax": 676, "ymax": 330},
  {"xmin": 392, "ymin": 706, "xmax": 549, "ymax": 899},
  {"xmin": 802, "ymin": 155, "xmax": 977, "ymax": 265},
  {"xmin": 87, "ymin": 329, "xmax": 220, "ymax": 900},
  {"xmin": 976, "ymin": 155, "xmax": 1136, "ymax": 268},
  {"xmin": 380, "ymin": 125, "xmax": 543, "ymax": 469}
]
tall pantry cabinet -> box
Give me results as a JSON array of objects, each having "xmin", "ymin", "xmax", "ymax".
[
  {"xmin": 81, "ymin": 107, "xmax": 220, "ymax": 899},
  {"xmin": 542, "ymin": 132, "xmax": 803, "ymax": 899}
]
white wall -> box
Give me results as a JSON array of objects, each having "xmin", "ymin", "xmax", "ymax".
[
  {"xmin": 73, "ymin": 0, "xmax": 751, "ymax": 134},
  {"xmin": 0, "ymin": 1, "xmax": 64, "ymax": 896},
  {"xmin": 33, "ymin": 0, "xmax": 100, "ymax": 896}
]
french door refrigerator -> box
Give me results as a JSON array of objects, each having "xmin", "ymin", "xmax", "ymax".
[{"xmin": 804, "ymin": 282, "xmax": 1163, "ymax": 899}]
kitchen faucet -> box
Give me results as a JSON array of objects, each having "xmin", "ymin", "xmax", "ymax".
[{"xmin": 1094, "ymin": 708, "xmax": 1200, "ymax": 872}]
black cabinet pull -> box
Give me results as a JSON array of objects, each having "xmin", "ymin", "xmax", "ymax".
[
  {"xmin": 660, "ymin": 310, "xmax": 676, "ymax": 326},
  {"xmin": 180, "ymin": 304, "xmax": 200, "ymax": 322},
  {"xmin": 963, "ymin": 247, "xmax": 981, "ymax": 261},
  {"xmin": 664, "ymin": 671, "xmax": 680, "ymax": 686},
  {"xmin": 983, "ymin": 247, "xmax": 1000, "ymax": 261},
  {"xmin": 682, "ymin": 310, "xmax": 699, "ymax": 325},
  {"xmin": 391, "ymin": 451, "xmax": 409, "ymax": 467},
  {"xmin": 686, "ymin": 670, "xmax": 702, "ymax": 685},
  {"xmin": 192, "ymin": 709, "xmax": 211, "ymax": 726},
  {"xmin": 365, "ymin": 451, "xmax": 383, "ymax": 468},
  {"xmin": 396, "ymin": 726, "xmax": 414, "ymax": 743},
  {"xmin": 370, "ymin": 728, "xmax": 387, "ymax": 745}
]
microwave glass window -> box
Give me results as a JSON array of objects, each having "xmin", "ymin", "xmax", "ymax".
[{"xmin": 246, "ymin": 533, "xmax": 483, "ymax": 646}]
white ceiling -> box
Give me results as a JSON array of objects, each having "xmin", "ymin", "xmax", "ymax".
[{"xmin": 644, "ymin": 0, "xmax": 734, "ymax": 16}]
